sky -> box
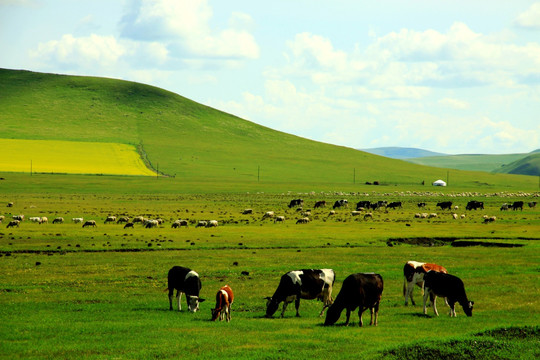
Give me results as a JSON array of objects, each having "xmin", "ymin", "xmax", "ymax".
[{"xmin": 1, "ymin": 0, "xmax": 540, "ymax": 155}]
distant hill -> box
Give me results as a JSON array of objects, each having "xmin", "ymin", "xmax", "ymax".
[
  {"xmin": 493, "ymin": 153, "xmax": 540, "ymax": 176},
  {"xmin": 0, "ymin": 68, "xmax": 537, "ymax": 191},
  {"xmin": 405, "ymin": 153, "xmax": 529, "ymax": 172},
  {"xmin": 360, "ymin": 147, "xmax": 447, "ymax": 159}
]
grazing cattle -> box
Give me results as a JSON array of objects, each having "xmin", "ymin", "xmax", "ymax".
[
  {"xmin": 265, "ymin": 269, "xmax": 335, "ymax": 318},
  {"xmin": 132, "ymin": 216, "xmax": 144, "ymax": 224},
  {"xmin": 466, "ymin": 201, "xmax": 484, "ymax": 211},
  {"xmin": 261, "ymin": 211, "xmax": 275, "ymax": 220},
  {"xmin": 116, "ymin": 216, "xmax": 129, "ymax": 224},
  {"xmin": 167, "ymin": 266, "xmax": 205, "ymax": 312},
  {"xmin": 145, "ymin": 219, "xmax": 159, "ymax": 228},
  {"xmin": 437, "ymin": 201, "xmax": 453, "ymax": 210},
  {"xmin": 314, "ymin": 201, "xmax": 326, "ymax": 208},
  {"xmin": 387, "ymin": 201, "xmax": 402, "ymax": 209},
  {"xmin": 403, "ymin": 261, "xmax": 448, "ymax": 306},
  {"xmin": 324, "ymin": 273, "xmax": 383, "ymax": 327},
  {"xmin": 483, "ymin": 216, "xmax": 496, "ymax": 224},
  {"xmin": 196, "ymin": 220, "xmax": 208, "ymax": 228},
  {"xmin": 529, "ymin": 201, "xmax": 537, "ymax": 208},
  {"xmin": 82, "ymin": 220, "xmax": 97, "ymax": 228},
  {"xmin": 211, "ymin": 285, "xmax": 234, "ymax": 322},
  {"xmin": 6, "ymin": 220, "xmax": 20, "ymax": 228},
  {"xmin": 356, "ymin": 201, "xmax": 371, "ymax": 210},
  {"xmin": 172, "ymin": 219, "xmax": 189, "ymax": 228},
  {"xmin": 72, "ymin": 217, "xmax": 84, "ymax": 223},
  {"xmin": 274, "ymin": 216, "xmax": 285, "ymax": 223},
  {"xmin": 104, "ymin": 216, "xmax": 116, "ymax": 224},
  {"xmin": 511, "ymin": 201, "xmax": 524, "ymax": 211},
  {"xmin": 288, "ymin": 199, "xmax": 304, "ymax": 208},
  {"xmin": 500, "ymin": 203, "xmax": 509, "ymax": 211},
  {"xmin": 423, "ymin": 271, "xmax": 474, "ymax": 317},
  {"xmin": 123, "ymin": 222, "xmax": 134, "ymax": 229},
  {"xmin": 333, "ymin": 199, "xmax": 348, "ymax": 209},
  {"xmin": 417, "ymin": 202, "xmax": 426, "ymax": 208},
  {"xmin": 52, "ymin": 217, "xmax": 64, "ymax": 224},
  {"xmin": 242, "ymin": 209, "xmax": 253, "ymax": 215},
  {"xmin": 206, "ymin": 220, "xmax": 218, "ymax": 227},
  {"xmin": 296, "ymin": 217, "xmax": 310, "ymax": 224},
  {"xmin": 12, "ymin": 215, "xmax": 24, "ymax": 221}
]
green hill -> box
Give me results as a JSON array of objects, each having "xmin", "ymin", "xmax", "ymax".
[
  {"xmin": 405, "ymin": 153, "xmax": 528, "ymax": 172},
  {"xmin": 493, "ymin": 153, "xmax": 540, "ymax": 176},
  {"xmin": 361, "ymin": 147, "xmax": 447, "ymax": 159},
  {"xmin": 0, "ymin": 68, "xmax": 537, "ymax": 192}
]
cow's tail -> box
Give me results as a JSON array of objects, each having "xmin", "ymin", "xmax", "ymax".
[{"xmin": 402, "ymin": 277, "xmax": 407, "ymax": 296}]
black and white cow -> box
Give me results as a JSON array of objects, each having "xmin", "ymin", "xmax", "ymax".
[
  {"xmin": 324, "ymin": 273, "xmax": 383, "ymax": 327},
  {"xmin": 167, "ymin": 266, "xmax": 205, "ymax": 312},
  {"xmin": 265, "ymin": 269, "xmax": 335, "ymax": 318},
  {"xmin": 403, "ymin": 261, "xmax": 448, "ymax": 306},
  {"xmin": 423, "ymin": 271, "xmax": 474, "ymax": 317},
  {"xmin": 288, "ymin": 199, "xmax": 304, "ymax": 208},
  {"xmin": 333, "ymin": 199, "xmax": 348, "ymax": 209}
]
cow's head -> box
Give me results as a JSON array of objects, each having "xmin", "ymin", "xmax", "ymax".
[
  {"xmin": 463, "ymin": 301, "xmax": 474, "ymax": 317},
  {"xmin": 264, "ymin": 296, "xmax": 279, "ymax": 318},
  {"xmin": 187, "ymin": 296, "xmax": 205, "ymax": 312},
  {"xmin": 210, "ymin": 308, "xmax": 220, "ymax": 321}
]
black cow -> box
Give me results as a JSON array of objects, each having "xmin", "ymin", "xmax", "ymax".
[
  {"xmin": 511, "ymin": 201, "xmax": 524, "ymax": 211},
  {"xmin": 265, "ymin": 269, "xmax": 335, "ymax": 318},
  {"xmin": 387, "ymin": 201, "xmax": 402, "ymax": 209},
  {"xmin": 356, "ymin": 201, "xmax": 371, "ymax": 210},
  {"xmin": 324, "ymin": 273, "xmax": 383, "ymax": 326},
  {"xmin": 528, "ymin": 201, "xmax": 537, "ymax": 208},
  {"xmin": 437, "ymin": 201, "xmax": 453, "ymax": 210},
  {"xmin": 423, "ymin": 271, "xmax": 474, "ymax": 317},
  {"xmin": 167, "ymin": 266, "xmax": 205, "ymax": 312},
  {"xmin": 333, "ymin": 199, "xmax": 348, "ymax": 209},
  {"xmin": 466, "ymin": 200, "xmax": 484, "ymax": 210},
  {"xmin": 314, "ymin": 201, "xmax": 326, "ymax": 208},
  {"xmin": 288, "ymin": 199, "xmax": 303, "ymax": 208}
]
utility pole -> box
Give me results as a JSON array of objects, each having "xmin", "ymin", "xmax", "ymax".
[
  {"xmin": 258, "ymin": 165, "xmax": 260, "ymax": 183},
  {"xmin": 353, "ymin": 168, "xmax": 356, "ymax": 184}
]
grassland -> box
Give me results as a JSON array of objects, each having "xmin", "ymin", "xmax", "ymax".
[
  {"xmin": 1, "ymin": 185, "xmax": 538, "ymax": 359},
  {"xmin": 1, "ymin": 68, "xmax": 539, "ymax": 358},
  {"xmin": 0, "ymin": 139, "xmax": 155, "ymax": 176}
]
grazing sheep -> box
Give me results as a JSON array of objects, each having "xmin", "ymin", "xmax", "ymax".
[
  {"xmin": 262, "ymin": 211, "xmax": 275, "ymax": 220},
  {"xmin": 52, "ymin": 217, "xmax": 64, "ymax": 224},
  {"xmin": 124, "ymin": 222, "xmax": 134, "ymax": 229},
  {"xmin": 242, "ymin": 209, "xmax": 253, "ymax": 215},
  {"xmin": 452, "ymin": 213, "xmax": 458, "ymax": 220},
  {"xmin": 363, "ymin": 213, "xmax": 373, "ymax": 220},
  {"xmin": 196, "ymin": 220, "xmax": 208, "ymax": 228},
  {"xmin": 72, "ymin": 217, "xmax": 84, "ymax": 223},
  {"xmin": 82, "ymin": 220, "xmax": 97, "ymax": 228},
  {"xmin": 206, "ymin": 220, "xmax": 218, "ymax": 228},
  {"xmin": 296, "ymin": 217, "xmax": 310, "ymax": 224},
  {"xmin": 274, "ymin": 216, "xmax": 285, "ymax": 223},
  {"xmin": 7, "ymin": 220, "xmax": 20, "ymax": 228},
  {"xmin": 483, "ymin": 216, "xmax": 497, "ymax": 224},
  {"xmin": 104, "ymin": 216, "xmax": 117, "ymax": 224}
]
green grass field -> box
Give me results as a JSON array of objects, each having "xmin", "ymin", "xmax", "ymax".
[{"xmin": 1, "ymin": 69, "xmax": 539, "ymax": 359}]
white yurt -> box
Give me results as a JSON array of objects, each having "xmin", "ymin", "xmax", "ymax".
[{"xmin": 432, "ymin": 179, "xmax": 447, "ymax": 186}]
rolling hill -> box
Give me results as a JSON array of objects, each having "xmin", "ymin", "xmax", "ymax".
[
  {"xmin": 1, "ymin": 68, "xmax": 538, "ymax": 192},
  {"xmin": 493, "ymin": 152, "xmax": 540, "ymax": 176}
]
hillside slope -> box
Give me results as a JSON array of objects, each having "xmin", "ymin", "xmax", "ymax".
[
  {"xmin": 406, "ymin": 153, "xmax": 528, "ymax": 172},
  {"xmin": 493, "ymin": 153, "xmax": 540, "ymax": 176},
  {"xmin": 0, "ymin": 68, "xmax": 537, "ymax": 191}
]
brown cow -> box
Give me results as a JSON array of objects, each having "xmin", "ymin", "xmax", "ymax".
[{"xmin": 211, "ymin": 285, "xmax": 234, "ymax": 322}]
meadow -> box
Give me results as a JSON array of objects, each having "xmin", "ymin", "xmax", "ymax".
[{"xmin": 1, "ymin": 177, "xmax": 538, "ymax": 359}]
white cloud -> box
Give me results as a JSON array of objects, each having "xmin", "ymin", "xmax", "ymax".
[
  {"xmin": 515, "ymin": 3, "xmax": 540, "ymax": 29},
  {"xmin": 438, "ymin": 98, "xmax": 469, "ymax": 109},
  {"xmin": 120, "ymin": 0, "xmax": 259, "ymax": 59},
  {"xmin": 30, "ymin": 34, "xmax": 126, "ymax": 69}
]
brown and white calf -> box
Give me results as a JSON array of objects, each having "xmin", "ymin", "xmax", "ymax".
[
  {"xmin": 403, "ymin": 261, "xmax": 448, "ymax": 306},
  {"xmin": 211, "ymin": 285, "xmax": 234, "ymax": 322},
  {"xmin": 423, "ymin": 271, "xmax": 474, "ymax": 317}
]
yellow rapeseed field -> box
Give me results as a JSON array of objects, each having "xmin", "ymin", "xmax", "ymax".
[{"xmin": 1, "ymin": 139, "xmax": 156, "ymax": 176}]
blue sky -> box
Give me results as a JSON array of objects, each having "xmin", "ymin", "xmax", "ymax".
[{"xmin": 1, "ymin": 0, "xmax": 539, "ymax": 154}]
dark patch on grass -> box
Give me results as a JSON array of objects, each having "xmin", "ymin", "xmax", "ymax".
[{"xmin": 451, "ymin": 240, "xmax": 525, "ymax": 248}]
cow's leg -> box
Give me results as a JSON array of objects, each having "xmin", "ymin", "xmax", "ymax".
[
  {"xmin": 280, "ymin": 301, "xmax": 289, "ymax": 318},
  {"xmin": 177, "ymin": 291, "xmax": 182, "ymax": 311},
  {"xmin": 431, "ymin": 294, "xmax": 439, "ymax": 316},
  {"xmin": 423, "ymin": 290, "xmax": 430, "ymax": 314},
  {"xmin": 371, "ymin": 302, "xmax": 380, "ymax": 326},
  {"xmin": 345, "ymin": 309, "xmax": 351, "ymax": 326},
  {"xmin": 168, "ymin": 289, "xmax": 174, "ymax": 310},
  {"xmin": 295, "ymin": 298, "xmax": 301, "ymax": 317},
  {"xmin": 226, "ymin": 304, "xmax": 231, "ymax": 322},
  {"xmin": 448, "ymin": 301, "xmax": 456, "ymax": 317},
  {"xmin": 358, "ymin": 308, "xmax": 364, "ymax": 327}
]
